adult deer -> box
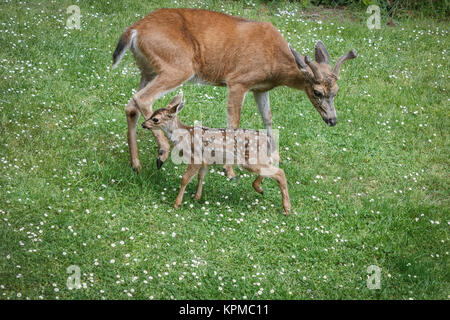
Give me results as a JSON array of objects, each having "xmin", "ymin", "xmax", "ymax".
[{"xmin": 112, "ymin": 8, "xmax": 357, "ymax": 176}]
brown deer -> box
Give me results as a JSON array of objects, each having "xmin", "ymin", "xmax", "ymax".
[
  {"xmin": 141, "ymin": 93, "xmax": 291, "ymax": 214},
  {"xmin": 112, "ymin": 8, "xmax": 357, "ymax": 177}
]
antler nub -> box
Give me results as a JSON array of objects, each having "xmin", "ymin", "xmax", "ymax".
[
  {"xmin": 333, "ymin": 49, "xmax": 357, "ymax": 76},
  {"xmin": 304, "ymin": 55, "xmax": 322, "ymax": 81}
]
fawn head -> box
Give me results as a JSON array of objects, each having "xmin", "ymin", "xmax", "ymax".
[
  {"xmin": 142, "ymin": 93, "xmax": 185, "ymax": 130},
  {"xmin": 290, "ymin": 41, "xmax": 357, "ymax": 127}
]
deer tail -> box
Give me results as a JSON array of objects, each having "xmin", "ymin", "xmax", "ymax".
[{"xmin": 112, "ymin": 28, "xmax": 136, "ymax": 69}]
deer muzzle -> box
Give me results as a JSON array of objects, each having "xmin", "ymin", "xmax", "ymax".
[{"xmin": 325, "ymin": 117, "xmax": 337, "ymax": 126}]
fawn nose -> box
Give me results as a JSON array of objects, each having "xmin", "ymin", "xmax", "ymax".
[{"xmin": 142, "ymin": 122, "xmax": 148, "ymax": 129}]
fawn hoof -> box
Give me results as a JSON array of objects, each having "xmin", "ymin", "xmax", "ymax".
[
  {"xmin": 253, "ymin": 187, "xmax": 263, "ymax": 195},
  {"xmin": 252, "ymin": 181, "xmax": 264, "ymax": 195},
  {"xmin": 156, "ymin": 158, "xmax": 164, "ymax": 170},
  {"xmin": 223, "ymin": 166, "xmax": 237, "ymax": 180}
]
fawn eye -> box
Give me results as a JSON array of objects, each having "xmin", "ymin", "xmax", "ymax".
[
  {"xmin": 153, "ymin": 118, "xmax": 159, "ymax": 123},
  {"xmin": 313, "ymin": 89, "xmax": 323, "ymax": 98}
]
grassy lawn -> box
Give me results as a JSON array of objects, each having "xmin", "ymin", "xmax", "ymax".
[{"xmin": 0, "ymin": 0, "xmax": 448, "ymax": 300}]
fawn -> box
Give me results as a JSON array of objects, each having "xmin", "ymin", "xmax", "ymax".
[{"xmin": 142, "ymin": 93, "xmax": 291, "ymax": 214}]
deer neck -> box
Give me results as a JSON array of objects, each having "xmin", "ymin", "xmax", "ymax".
[
  {"xmin": 275, "ymin": 51, "xmax": 311, "ymax": 91},
  {"xmin": 282, "ymin": 66, "xmax": 310, "ymax": 90}
]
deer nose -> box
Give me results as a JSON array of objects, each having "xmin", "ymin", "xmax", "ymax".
[
  {"xmin": 327, "ymin": 117, "xmax": 337, "ymax": 126},
  {"xmin": 142, "ymin": 122, "xmax": 148, "ymax": 129}
]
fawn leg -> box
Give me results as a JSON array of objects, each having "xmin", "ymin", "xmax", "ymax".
[
  {"xmin": 195, "ymin": 166, "xmax": 208, "ymax": 200},
  {"xmin": 271, "ymin": 168, "xmax": 291, "ymax": 214},
  {"xmin": 252, "ymin": 175, "xmax": 264, "ymax": 195},
  {"xmin": 244, "ymin": 165, "xmax": 291, "ymax": 214},
  {"xmin": 174, "ymin": 164, "xmax": 201, "ymax": 209}
]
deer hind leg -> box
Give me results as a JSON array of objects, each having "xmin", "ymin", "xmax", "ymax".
[
  {"xmin": 133, "ymin": 68, "xmax": 193, "ymax": 169},
  {"xmin": 224, "ymin": 84, "xmax": 248, "ymax": 179},
  {"xmin": 174, "ymin": 164, "xmax": 201, "ymax": 209},
  {"xmin": 125, "ymin": 76, "xmax": 151, "ymax": 172},
  {"xmin": 195, "ymin": 165, "xmax": 208, "ymax": 200}
]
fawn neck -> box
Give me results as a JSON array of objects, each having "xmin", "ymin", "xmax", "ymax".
[{"xmin": 161, "ymin": 117, "xmax": 193, "ymax": 143}]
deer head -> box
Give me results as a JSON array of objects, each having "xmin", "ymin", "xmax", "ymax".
[{"xmin": 290, "ymin": 41, "xmax": 357, "ymax": 126}]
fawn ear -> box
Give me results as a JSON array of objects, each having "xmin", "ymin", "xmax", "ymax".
[
  {"xmin": 169, "ymin": 100, "xmax": 185, "ymax": 115},
  {"xmin": 174, "ymin": 101, "xmax": 185, "ymax": 114},
  {"xmin": 168, "ymin": 92, "xmax": 183, "ymax": 108}
]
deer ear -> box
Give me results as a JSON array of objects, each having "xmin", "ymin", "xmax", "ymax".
[
  {"xmin": 289, "ymin": 44, "xmax": 307, "ymax": 70},
  {"xmin": 315, "ymin": 40, "xmax": 330, "ymax": 65}
]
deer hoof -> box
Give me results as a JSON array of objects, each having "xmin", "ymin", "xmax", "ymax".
[
  {"xmin": 156, "ymin": 158, "xmax": 164, "ymax": 170},
  {"xmin": 283, "ymin": 205, "xmax": 291, "ymax": 215},
  {"xmin": 131, "ymin": 163, "xmax": 142, "ymax": 173}
]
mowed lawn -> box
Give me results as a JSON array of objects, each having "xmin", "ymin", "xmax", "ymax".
[{"xmin": 0, "ymin": 0, "xmax": 448, "ymax": 300}]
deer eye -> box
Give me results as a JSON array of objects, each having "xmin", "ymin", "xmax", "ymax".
[
  {"xmin": 153, "ymin": 118, "xmax": 159, "ymax": 123},
  {"xmin": 313, "ymin": 89, "xmax": 323, "ymax": 98}
]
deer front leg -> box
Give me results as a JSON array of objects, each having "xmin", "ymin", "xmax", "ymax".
[
  {"xmin": 224, "ymin": 84, "xmax": 248, "ymax": 179},
  {"xmin": 133, "ymin": 69, "xmax": 193, "ymax": 169},
  {"xmin": 253, "ymin": 91, "xmax": 274, "ymax": 153},
  {"xmin": 174, "ymin": 164, "xmax": 201, "ymax": 209},
  {"xmin": 126, "ymin": 101, "xmax": 142, "ymax": 172}
]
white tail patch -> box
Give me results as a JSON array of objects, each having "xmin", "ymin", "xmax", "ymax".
[{"xmin": 112, "ymin": 29, "xmax": 137, "ymax": 69}]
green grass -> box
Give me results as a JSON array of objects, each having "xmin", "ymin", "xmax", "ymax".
[{"xmin": 0, "ymin": 0, "xmax": 448, "ymax": 300}]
